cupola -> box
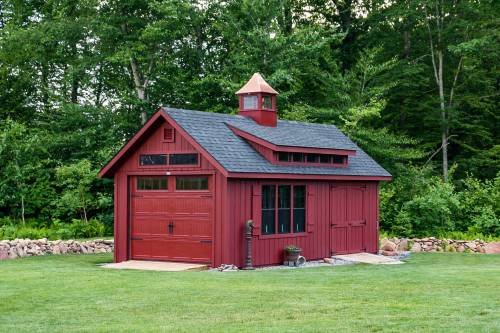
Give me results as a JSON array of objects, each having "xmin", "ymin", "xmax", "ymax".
[{"xmin": 236, "ymin": 73, "xmax": 278, "ymax": 127}]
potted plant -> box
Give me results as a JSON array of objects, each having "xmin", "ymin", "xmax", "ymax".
[{"xmin": 284, "ymin": 245, "xmax": 302, "ymax": 262}]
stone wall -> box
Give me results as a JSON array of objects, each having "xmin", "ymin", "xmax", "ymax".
[
  {"xmin": 380, "ymin": 237, "xmax": 500, "ymax": 255},
  {"xmin": 0, "ymin": 239, "xmax": 114, "ymax": 260}
]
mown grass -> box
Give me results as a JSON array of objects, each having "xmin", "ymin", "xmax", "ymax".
[{"xmin": 0, "ymin": 253, "xmax": 499, "ymax": 333}]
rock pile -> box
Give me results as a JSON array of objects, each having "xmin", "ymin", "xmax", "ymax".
[
  {"xmin": 0, "ymin": 238, "xmax": 114, "ymax": 260},
  {"xmin": 380, "ymin": 237, "xmax": 497, "ymax": 255}
]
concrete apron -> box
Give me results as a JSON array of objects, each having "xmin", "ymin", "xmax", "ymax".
[
  {"xmin": 332, "ymin": 252, "xmax": 404, "ymax": 265},
  {"xmin": 101, "ymin": 260, "xmax": 208, "ymax": 272}
]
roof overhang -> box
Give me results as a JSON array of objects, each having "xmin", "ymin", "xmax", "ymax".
[
  {"xmin": 228, "ymin": 125, "xmax": 357, "ymax": 156},
  {"xmin": 227, "ymin": 172, "xmax": 392, "ymax": 181}
]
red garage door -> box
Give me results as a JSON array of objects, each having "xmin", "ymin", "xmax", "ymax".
[
  {"xmin": 330, "ymin": 185, "xmax": 367, "ymax": 255},
  {"xmin": 130, "ymin": 176, "xmax": 213, "ymax": 263}
]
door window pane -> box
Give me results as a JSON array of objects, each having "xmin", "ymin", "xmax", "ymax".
[{"xmin": 262, "ymin": 185, "xmax": 276, "ymax": 235}]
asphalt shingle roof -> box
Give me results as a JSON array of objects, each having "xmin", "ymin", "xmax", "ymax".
[{"xmin": 163, "ymin": 107, "xmax": 391, "ymax": 177}]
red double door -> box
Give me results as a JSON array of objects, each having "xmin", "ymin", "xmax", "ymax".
[
  {"xmin": 330, "ymin": 185, "xmax": 367, "ymax": 255},
  {"xmin": 130, "ymin": 177, "xmax": 213, "ymax": 263}
]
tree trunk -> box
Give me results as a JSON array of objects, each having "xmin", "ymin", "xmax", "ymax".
[
  {"xmin": 21, "ymin": 194, "xmax": 25, "ymax": 225},
  {"xmin": 437, "ymin": 50, "xmax": 448, "ymax": 181}
]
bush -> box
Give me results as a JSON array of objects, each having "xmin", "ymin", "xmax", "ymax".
[
  {"xmin": 0, "ymin": 218, "xmax": 107, "ymax": 240},
  {"xmin": 395, "ymin": 180, "xmax": 460, "ymax": 237}
]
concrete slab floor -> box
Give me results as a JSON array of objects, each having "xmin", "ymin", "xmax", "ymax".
[
  {"xmin": 101, "ymin": 260, "xmax": 209, "ymax": 272},
  {"xmin": 332, "ymin": 252, "xmax": 404, "ymax": 265}
]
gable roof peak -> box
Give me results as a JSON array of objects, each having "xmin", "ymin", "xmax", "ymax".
[{"xmin": 236, "ymin": 73, "xmax": 279, "ymax": 95}]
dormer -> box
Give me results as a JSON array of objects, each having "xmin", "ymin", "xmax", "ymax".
[{"xmin": 236, "ymin": 73, "xmax": 278, "ymax": 127}]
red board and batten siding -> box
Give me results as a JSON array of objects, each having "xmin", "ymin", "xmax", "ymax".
[
  {"xmin": 111, "ymin": 118, "xmax": 226, "ymax": 265},
  {"xmin": 226, "ymin": 179, "xmax": 379, "ymax": 267}
]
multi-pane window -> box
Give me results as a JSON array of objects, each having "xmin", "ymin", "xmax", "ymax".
[
  {"xmin": 137, "ymin": 176, "xmax": 168, "ymax": 190},
  {"xmin": 139, "ymin": 154, "xmax": 167, "ymax": 166},
  {"xmin": 276, "ymin": 152, "xmax": 346, "ymax": 166},
  {"xmin": 140, "ymin": 153, "xmax": 198, "ymax": 166},
  {"xmin": 243, "ymin": 95, "xmax": 258, "ymax": 109},
  {"xmin": 262, "ymin": 185, "xmax": 306, "ymax": 235},
  {"xmin": 176, "ymin": 177, "xmax": 208, "ymax": 190},
  {"xmin": 169, "ymin": 153, "xmax": 198, "ymax": 165},
  {"xmin": 262, "ymin": 95, "xmax": 272, "ymax": 109}
]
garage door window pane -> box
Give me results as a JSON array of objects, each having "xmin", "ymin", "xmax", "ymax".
[
  {"xmin": 176, "ymin": 177, "xmax": 208, "ymax": 190},
  {"xmin": 137, "ymin": 177, "xmax": 168, "ymax": 190}
]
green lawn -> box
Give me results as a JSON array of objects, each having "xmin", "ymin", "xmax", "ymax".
[{"xmin": 0, "ymin": 253, "xmax": 499, "ymax": 333}]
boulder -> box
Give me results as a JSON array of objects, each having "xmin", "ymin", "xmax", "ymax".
[
  {"xmin": 397, "ymin": 239, "xmax": 409, "ymax": 252},
  {"xmin": 457, "ymin": 245, "xmax": 465, "ymax": 253},
  {"xmin": 485, "ymin": 242, "xmax": 500, "ymax": 254},
  {"xmin": 411, "ymin": 242, "xmax": 422, "ymax": 252},
  {"xmin": 381, "ymin": 240, "xmax": 397, "ymax": 252},
  {"xmin": 0, "ymin": 247, "xmax": 9, "ymax": 260},
  {"xmin": 52, "ymin": 245, "xmax": 61, "ymax": 255},
  {"xmin": 381, "ymin": 250, "xmax": 398, "ymax": 256}
]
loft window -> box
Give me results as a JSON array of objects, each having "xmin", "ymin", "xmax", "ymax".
[
  {"xmin": 306, "ymin": 154, "xmax": 319, "ymax": 163},
  {"xmin": 291, "ymin": 153, "xmax": 304, "ymax": 162},
  {"xmin": 176, "ymin": 176, "xmax": 208, "ymax": 190},
  {"xmin": 319, "ymin": 154, "xmax": 331, "ymax": 164},
  {"xmin": 137, "ymin": 176, "xmax": 168, "ymax": 190},
  {"xmin": 140, "ymin": 154, "xmax": 167, "ymax": 166},
  {"xmin": 169, "ymin": 153, "xmax": 198, "ymax": 165},
  {"xmin": 243, "ymin": 95, "xmax": 258, "ymax": 109},
  {"xmin": 163, "ymin": 127, "xmax": 174, "ymax": 142},
  {"xmin": 262, "ymin": 185, "xmax": 306, "ymax": 235},
  {"xmin": 262, "ymin": 95, "xmax": 272, "ymax": 109},
  {"xmin": 278, "ymin": 152, "xmax": 289, "ymax": 162},
  {"xmin": 332, "ymin": 155, "xmax": 344, "ymax": 164}
]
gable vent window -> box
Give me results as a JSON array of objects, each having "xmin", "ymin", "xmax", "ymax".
[
  {"xmin": 163, "ymin": 127, "xmax": 174, "ymax": 142},
  {"xmin": 169, "ymin": 153, "xmax": 198, "ymax": 165},
  {"xmin": 139, "ymin": 154, "xmax": 167, "ymax": 166}
]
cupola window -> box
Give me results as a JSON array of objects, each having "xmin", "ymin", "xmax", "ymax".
[
  {"xmin": 262, "ymin": 95, "xmax": 272, "ymax": 109},
  {"xmin": 243, "ymin": 95, "xmax": 258, "ymax": 109}
]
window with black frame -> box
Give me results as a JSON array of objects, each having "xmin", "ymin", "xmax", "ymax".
[
  {"xmin": 261, "ymin": 185, "xmax": 306, "ymax": 235},
  {"xmin": 262, "ymin": 185, "xmax": 276, "ymax": 235},
  {"xmin": 139, "ymin": 154, "xmax": 167, "ymax": 166}
]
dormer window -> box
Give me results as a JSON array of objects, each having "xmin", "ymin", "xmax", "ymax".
[
  {"xmin": 275, "ymin": 152, "xmax": 347, "ymax": 167},
  {"xmin": 243, "ymin": 95, "xmax": 258, "ymax": 109}
]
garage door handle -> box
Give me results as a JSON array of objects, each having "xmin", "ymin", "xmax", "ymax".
[
  {"xmin": 131, "ymin": 237, "xmax": 143, "ymax": 240},
  {"xmin": 200, "ymin": 240, "xmax": 212, "ymax": 244},
  {"xmin": 168, "ymin": 222, "xmax": 174, "ymax": 234}
]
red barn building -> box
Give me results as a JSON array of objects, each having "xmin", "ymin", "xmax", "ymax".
[{"xmin": 99, "ymin": 73, "xmax": 391, "ymax": 267}]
